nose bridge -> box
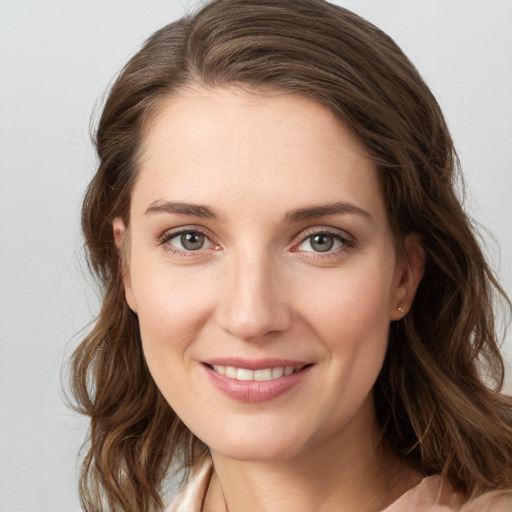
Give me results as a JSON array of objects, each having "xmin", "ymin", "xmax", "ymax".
[{"xmin": 218, "ymin": 244, "xmax": 290, "ymax": 341}]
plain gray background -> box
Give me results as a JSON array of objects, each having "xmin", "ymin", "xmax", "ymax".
[{"xmin": 1, "ymin": 1, "xmax": 511, "ymax": 510}]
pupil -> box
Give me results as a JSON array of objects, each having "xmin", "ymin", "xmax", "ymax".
[
  {"xmin": 181, "ymin": 232, "xmax": 204, "ymax": 250},
  {"xmin": 311, "ymin": 234, "xmax": 333, "ymax": 252}
]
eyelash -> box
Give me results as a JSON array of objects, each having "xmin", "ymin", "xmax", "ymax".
[
  {"xmin": 157, "ymin": 227, "xmax": 218, "ymax": 257},
  {"xmin": 291, "ymin": 228, "xmax": 355, "ymax": 260},
  {"xmin": 157, "ymin": 227, "xmax": 356, "ymax": 259}
]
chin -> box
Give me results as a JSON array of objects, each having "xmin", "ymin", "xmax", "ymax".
[
  {"xmin": 203, "ymin": 421, "xmax": 317, "ymax": 463},
  {"xmin": 211, "ymin": 439, "xmax": 303, "ymax": 462}
]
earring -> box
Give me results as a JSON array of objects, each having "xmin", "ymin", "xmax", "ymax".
[{"xmin": 397, "ymin": 302, "xmax": 405, "ymax": 313}]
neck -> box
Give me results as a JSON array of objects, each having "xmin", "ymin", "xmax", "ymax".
[{"xmin": 203, "ymin": 399, "xmax": 421, "ymax": 512}]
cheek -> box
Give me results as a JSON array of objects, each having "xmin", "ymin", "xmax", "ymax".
[
  {"xmin": 129, "ymin": 261, "xmax": 215, "ymax": 379},
  {"xmin": 131, "ymin": 256, "xmax": 212, "ymax": 327},
  {"xmin": 299, "ymin": 264, "xmax": 394, "ymax": 343},
  {"xmin": 132, "ymin": 270, "xmax": 218, "ymax": 431},
  {"xmin": 296, "ymin": 266, "xmax": 393, "ymax": 406}
]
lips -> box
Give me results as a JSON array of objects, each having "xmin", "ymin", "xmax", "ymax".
[
  {"xmin": 208, "ymin": 364, "xmax": 302, "ymax": 381},
  {"xmin": 202, "ymin": 359, "xmax": 314, "ymax": 402}
]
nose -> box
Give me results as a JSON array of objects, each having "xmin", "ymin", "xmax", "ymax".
[{"xmin": 216, "ymin": 251, "xmax": 292, "ymax": 342}]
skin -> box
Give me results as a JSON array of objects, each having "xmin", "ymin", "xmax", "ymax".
[{"xmin": 114, "ymin": 87, "xmax": 424, "ymax": 512}]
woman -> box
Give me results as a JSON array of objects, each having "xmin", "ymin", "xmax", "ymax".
[{"xmin": 70, "ymin": 1, "xmax": 512, "ymax": 511}]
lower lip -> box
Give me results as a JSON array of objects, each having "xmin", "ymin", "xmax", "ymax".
[{"xmin": 203, "ymin": 364, "xmax": 312, "ymax": 403}]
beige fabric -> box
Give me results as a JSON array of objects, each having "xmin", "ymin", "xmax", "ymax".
[
  {"xmin": 166, "ymin": 462, "xmax": 213, "ymax": 512},
  {"xmin": 166, "ymin": 459, "xmax": 512, "ymax": 512}
]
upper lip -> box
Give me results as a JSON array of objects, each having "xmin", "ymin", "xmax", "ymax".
[{"xmin": 202, "ymin": 358, "xmax": 313, "ymax": 371}]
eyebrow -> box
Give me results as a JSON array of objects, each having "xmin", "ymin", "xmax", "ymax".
[
  {"xmin": 144, "ymin": 199, "xmax": 372, "ymax": 223},
  {"xmin": 283, "ymin": 201, "xmax": 372, "ymax": 223},
  {"xmin": 145, "ymin": 200, "xmax": 218, "ymax": 219}
]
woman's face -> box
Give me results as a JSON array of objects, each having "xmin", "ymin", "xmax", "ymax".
[{"xmin": 115, "ymin": 87, "xmax": 421, "ymax": 462}]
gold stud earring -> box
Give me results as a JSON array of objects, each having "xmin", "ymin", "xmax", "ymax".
[{"xmin": 397, "ymin": 302, "xmax": 405, "ymax": 313}]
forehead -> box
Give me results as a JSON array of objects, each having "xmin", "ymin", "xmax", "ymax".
[{"xmin": 131, "ymin": 87, "xmax": 384, "ymax": 220}]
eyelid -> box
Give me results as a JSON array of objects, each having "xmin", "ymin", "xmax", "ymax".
[
  {"xmin": 156, "ymin": 224, "xmax": 355, "ymax": 257},
  {"xmin": 293, "ymin": 226, "xmax": 355, "ymax": 244},
  {"xmin": 157, "ymin": 225, "xmax": 220, "ymax": 254},
  {"xmin": 290, "ymin": 226, "xmax": 356, "ymax": 255}
]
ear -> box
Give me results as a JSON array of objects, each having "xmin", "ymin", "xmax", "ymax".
[
  {"xmin": 389, "ymin": 233, "xmax": 425, "ymax": 321},
  {"xmin": 112, "ymin": 217, "xmax": 138, "ymax": 313}
]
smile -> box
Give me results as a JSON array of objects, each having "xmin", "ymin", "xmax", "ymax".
[
  {"xmin": 203, "ymin": 360, "xmax": 314, "ymax": 402},
  {"xmin": 209, "ymin": 365, "xmax": 298, "ymax": 381}
]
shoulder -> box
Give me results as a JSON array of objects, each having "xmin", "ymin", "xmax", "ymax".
[
  {"xmin": 460, "ymin": 488, "xmax": 512, "ymax": 512},
  {"xmin": 165, "ymin": 459, "xmax": 213, "ymax": 512},
  {"xmin": 385, "ymin": 474, "xmax": 512, "ymax": 512}
]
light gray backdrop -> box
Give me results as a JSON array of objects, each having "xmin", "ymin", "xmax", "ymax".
[{"xmin": 1, "ymin": 1, "xmax": 511, "ymax": 510}]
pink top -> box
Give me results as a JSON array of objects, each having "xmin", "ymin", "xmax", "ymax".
[{"xmin": 166, "ymin": 460, "xmax": 512, "ymax": 512}]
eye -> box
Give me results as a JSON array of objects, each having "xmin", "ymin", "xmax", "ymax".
[
  {"xmin": 302, "ymin": 233, "xmax": 339, "ymax": 252},
  {"xmin": 159, "ymin": 229, "xmax": 215, "ymax": 254},
  {"xmin": 292, "ymin": 229, "xmax": 355, "ymax": 256},
  {"xmin": 175, "ymin": 232, "xmax": 209, "ymax": 251}
]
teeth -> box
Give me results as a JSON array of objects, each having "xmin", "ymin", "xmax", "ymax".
[
  {"xmin": 254, "ymin": 368, "xmax": 272, "ymax": 381},
  {"xmin": 236, "ymin": 368, "xmax": 254, "ymax": 381},
  {"xmin": 225, "ymin": 366, "xmax": 237, "ymax": 378},
  {"xmin": 272, "ymin": 367, "xmax": 284, "ymax": 379},
  {"xmin": 211, "ymin": 365, "xmax": 297, "ymax": 381}
]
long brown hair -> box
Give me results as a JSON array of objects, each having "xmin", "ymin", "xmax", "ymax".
[{"xmin": 70, "ymin": 1, "xmax": 512, "ymax": 510}]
